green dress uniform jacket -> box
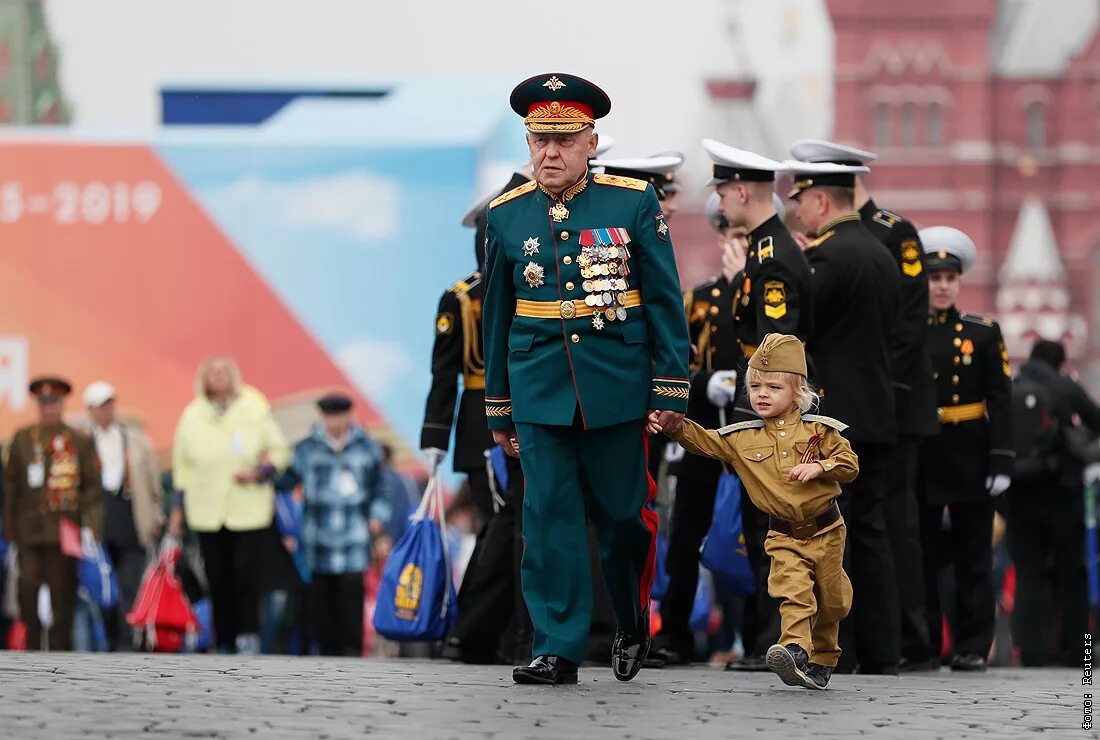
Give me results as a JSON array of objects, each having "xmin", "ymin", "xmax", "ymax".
[
  {"xmin": 859, "ymin": 200, "xmax": 938, "ymax": 438},
  {"xmin": 3, "ymin": 423, "xmax": 103, "ymax": 547},
  {"xmin": 922, "ymin": 306, "xmax": 1014, "ymax": 504},
  {"xmin": 483, "ymin": 172, "xmax": 690, "ymax": 429}
]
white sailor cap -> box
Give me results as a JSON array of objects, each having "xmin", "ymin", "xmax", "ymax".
[
  {"xmin": 918, "ymin": 226, "xmax": 977, "ymax": 274},
  {"xmin": 589, "ymin": 151, "xmax": 684, "ymax": 199},
  {"xmin": 594, "ymin": 135, "xmax": 616, "ymax": 158},
  {"xmin": 702, "ymin": 139, "xmax": 786, "ymax": 187},
  {"xmin": 783, "ymin": 160, "xmax": 870, "ymax": 199},
  {"xmin": 461, "ymin": 169, "xmax": 532, "ymax": 228},
  {"xmin": 789, "ymin": 138, "xmax": 876, "ymax": 166}
]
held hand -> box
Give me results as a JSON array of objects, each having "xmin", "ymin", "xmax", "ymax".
[
  {"xmin": 421, "ymin": 447, "xmax": 446, "ymax": 471},
  {"xmin": 985, "ymin": 474, "xmax": 1011, "ymax": 497},
  {"xmin": 788, "ymin": 462, "xmax": 824, "ymax": 482},
  {"xmin": 493, "ymin": 429, "xmax": 520, "ymax": 458},
  {"xmin": 645, "ymin": 410, "xmax": 664, "ymax": 435},
  {"xmin": 653, "ymin": 410, "xmax": 685, "ymax": 436}
]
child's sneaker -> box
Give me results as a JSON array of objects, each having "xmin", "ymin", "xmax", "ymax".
[
  {"xmin": 804, "ymin": 662, "xmax": 833, "ymax": 690},
  {"xmin": 765, "ymin": 643, "xmax": 816, "ymax": 689}
]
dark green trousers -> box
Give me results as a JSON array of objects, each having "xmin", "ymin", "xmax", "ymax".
[{"xmin": 514, "ymin": 417, "xmax": 658, "ymax": 664}]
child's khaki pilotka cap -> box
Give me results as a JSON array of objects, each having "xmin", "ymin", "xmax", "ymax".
[{"xmin": 748, "ymin": 333, "xmax": 808, "ymax": 377}]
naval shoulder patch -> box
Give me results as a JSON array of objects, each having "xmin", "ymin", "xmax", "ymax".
[
  {"xmin": 960, "ymin": 312, "xmax": 995, "ymax": 328},
  {"xmin": 801, "ymin": 414, "xmax": 849, "ymax": 432},
  {"xmin": 763, "ymin": 280, "xmax": 787, "ymax": 319},
  {"xmin": 872, "ymin": 209, "xmax": 901, "ymax": 229},
  {"xmin": 757, "ymin": 235, "xmax": 774, "ymax": 263},
  {"xmin": 489, "ymin": 180, "xmax": 537, "ymax": 209},
  {"xmin": 718, "ymin": 419, "xmax": 766, "ymax": 436},
  {"xmin": 593, "ymin": 173, "xmax": 648, "ymax": 191},
  {"xmin": 900, "ymin": 239, "xmax": 923, "ymax": 278}
]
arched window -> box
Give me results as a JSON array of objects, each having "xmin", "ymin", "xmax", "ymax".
[
  {"xmin": 1027, "ymin": 101, "xmax": 1046, "ymax": 149},
  {"xmin": 927, "ymin": 102, "xmax": 943, "ymax": 148},
  {"xmin": 874, "ymin": 102, "xmax": 891, "ymax": 146},
  {"xmin": 900, "ymin": 103, "xmax": 917, "ymax": 147}
]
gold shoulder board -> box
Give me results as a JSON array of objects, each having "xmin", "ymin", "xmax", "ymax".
[
  {"xmin": 593, "ymin": 173, "xmax": 648, "ymax": 191},
  {"xmin": 450, "ymin": 271, "xmax": 481, "ymax": 296},
  {"xmin": 801, "ymin": 414, "xmax": 849, "ymax": 432},
  {"xmin": 718, "ymin": 420, "xmax": 766, "ymax": 436},
  {"xmin": 489, "ymin": 180, "xmax": 537, "ymax": 209}
]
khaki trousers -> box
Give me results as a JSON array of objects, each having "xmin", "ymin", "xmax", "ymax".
[{"xmin": 764, "ymin": 522, "xmax": 853, "ymax": 667}]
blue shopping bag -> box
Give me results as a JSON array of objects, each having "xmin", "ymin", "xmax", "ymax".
[
  {"xmin": 689, "ymin": 570, "xmax": 715, "ymax": 633},
  {"xmin": 372, "ymin": 473, "xmax": 457, "ymax": 642},
  {"xmin": 700, "ymin": 471, "xmax": 755, "ymax": 596},
  {"xmin": 650, "ymin": 531, "xmax": 670, "ymax": 602},
  {"xmin": 78, "ymin": 528, "xmax": 119, "ymax": 609}
]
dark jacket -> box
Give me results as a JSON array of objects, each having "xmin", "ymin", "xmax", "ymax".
[
  {"xmin": 420, "ymin": 270, "xmax": 493, "ymax": 472},
  {"xmin": 1017, "ymin": 358, "xmax": 1100, "ymax": 488},
  {"xmin": 859, "ymin": 200, "xmax": 938, "ymax": 438},
  {"xmin": 921, "ymin": 307, "xmax": 1014, "ymax": 503},
  {"xmin": 805, "ymin": 214, "xmax": 899, "ymax": 444}
]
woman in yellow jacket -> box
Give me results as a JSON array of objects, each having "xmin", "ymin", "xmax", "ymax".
[{"xmin": 171, "ymin": 356, "xmax": 289, "ymax": 654}]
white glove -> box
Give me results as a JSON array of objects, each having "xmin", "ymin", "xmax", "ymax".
[
  {"xmin": 664, "ymin": 443, "xmax": 685, "ymax": 464},
  {"xmin": 706, "ymin": 370, "xmax": 739, "ymax": 407},
  {"xmin": 421, "ymin": 448, "xmax": 446, "ymax": 471},
  {"xmin": 1085, "ymin": 463, "xmax": 1100, "ymax": 486},
  {"xmin": 985, "ymin": 474, "xmax": 1011, "ymax": 497}
]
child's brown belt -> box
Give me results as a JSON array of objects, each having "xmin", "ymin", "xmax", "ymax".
[{"xmin": 768, "ymin": 501, "xmax": 841, "ymax": 539}]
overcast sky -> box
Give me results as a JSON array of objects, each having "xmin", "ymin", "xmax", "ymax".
[{"xmin": 45, "ymin": 0, "xmax": 833, "ymax": 170}]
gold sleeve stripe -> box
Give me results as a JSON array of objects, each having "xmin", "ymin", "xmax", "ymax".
[{"xmin": 652, "ymin": 386, "xmax": 690, "ymax": 400}]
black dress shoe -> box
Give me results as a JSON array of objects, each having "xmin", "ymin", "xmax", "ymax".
[
  {"xmin": 724, "ymin": 654, "xmax": 771, "ymax": 672},
  {"xmin": 644, "ymin": 645, "xmax": 690, "ymax": 669},
  {"xmin": 512, "ymin": 655, "xmax": 579, "ymax": 685},
  {"xmin": 765, "ymin": 643, "xmax": 816, "ymax": 689},
  {"xmin": 611, "ymin": 610, "xmax": 652, "ymax": 682},
  {"xmin": 950, "ymin": 653, "xmax": 988, "ymax": 672},
  {"xmin": 898, "ymin": 656, "xmax": 937, "ymax": 673}
]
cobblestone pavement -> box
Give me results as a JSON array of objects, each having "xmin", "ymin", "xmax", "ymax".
[{"xmin": 0, "ymin": 653, "xmax": 1087, "ymax": 739}]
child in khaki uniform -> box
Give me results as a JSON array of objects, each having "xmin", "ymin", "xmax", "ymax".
[{"xmin": 647, "ymin": 333, "xmax": 858, "ymax": 689}]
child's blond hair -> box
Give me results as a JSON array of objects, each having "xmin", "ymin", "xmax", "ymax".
[{"xmin": 745, "ymin": 366, "xmax": 819, "ymax": 414}]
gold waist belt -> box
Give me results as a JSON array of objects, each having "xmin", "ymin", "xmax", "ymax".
[
  {"xmin": 938, "ymin": 401, "xmax": 986, "ymax": 424},
  {"xmin": 462, "ymin": 373, "xmax": 485, "ymax": 391},
  {"xmin": 515, "ymin": 290, "xmax": 643, "ymax": 320}
]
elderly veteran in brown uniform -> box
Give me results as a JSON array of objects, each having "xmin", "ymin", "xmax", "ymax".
[
  {"xmin": 3, "ymin": 377, "xmax": 103, "ymax": 650},
  {"xmin": 651, "ymin": 334, "xmax": 858, "ymax": 690}
]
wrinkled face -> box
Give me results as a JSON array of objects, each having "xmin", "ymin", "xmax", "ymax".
[
  {"xmin": 928, "ymin": 268, "xmax": 961, "ymax": 311},
  {"xmin": 323, "ymin": 410, "xmax": 352, "ymax": 439},
  {"xmin": 793, "ymin": 189, "xmax": 827, "ymax": 235},
  {"xmin": 527, "ymin": 129, "xmax": 597, "ymax": 193},
  {"xmin": 88, "ymin": 398, "xmax": 117, "ymax": 428},
  {"xmin": 748, "ymin": 374, "xmax": 797, "ymax": 418}
]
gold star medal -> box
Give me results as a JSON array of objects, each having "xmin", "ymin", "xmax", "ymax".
[
  {"xmin": 550, "ymin": 201, "xmax": 570, "ymax": 223},
  {"xmin": 523, "ymin": 262, "xmax": 545, "ymax": 288}
]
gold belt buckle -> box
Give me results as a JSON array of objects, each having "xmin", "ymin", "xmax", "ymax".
[
  {"xmin": 936, "ymin": 407, "xmax": 946, "ymax": 423},
  {"xmin": 559, "ymin": 300, "xmax": 576, "ymax": 319},
  {"xmin": 790, "ymin": 518, "xmax": 817, "ymax": 539}
]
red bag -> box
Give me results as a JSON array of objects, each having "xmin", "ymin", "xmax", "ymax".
[
  {"xmin": 127, "ymin": 544, "xmax": 197, "ymax": 652},
  {"xmin": 5, "ymin": 620, "xmax": 26, "ymax": 650}
]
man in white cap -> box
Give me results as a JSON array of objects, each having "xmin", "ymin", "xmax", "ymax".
[
  {"xmin": 589, "ymin": 151, "xmax": 684, "ymax": 217},
  {"xmin": 421, "ymin": 171, "xmax": 530, "ymax": 665},
  {"xmin": 786, "ymin": 159, "xmax": 901, "ymax": 674},
  {"xmin": 918, "ymin": 226, "xmax": 1012, "ymax": 672},
  {"xmin": 82, "ymin": 381, "xmax": 164, "ymax": 650},
  {"xmin": 790, "ymin": 138, "xmax": 939, "ymax": 671}
]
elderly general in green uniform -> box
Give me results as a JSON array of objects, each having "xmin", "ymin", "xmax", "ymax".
[{"xmin": 482, "ymin": 73, "xmax": 690, "ymax": 685}]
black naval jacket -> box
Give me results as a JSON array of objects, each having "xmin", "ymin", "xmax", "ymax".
[
  {"xmin": 859, "ymin": 200, "xmax": 938, "ymax": 439},
  {"xmin": 684, "ymin": 214, "xmax": 812, "ymax": 422},
  {"xmin": 420, "ymin": 271, "xmax": 494, "ymax": 473},
  {"xmin": 805, "ymin": 214, "xmax": 899, "ymax": 444},
  {"xmin": 921, "ymin": 306, "xmax": 1014, "ymax": 504}
]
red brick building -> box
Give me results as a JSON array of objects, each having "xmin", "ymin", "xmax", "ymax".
[{"xmin": 826, "ymin": 0, "xmax": 1100, "ymax": 386}]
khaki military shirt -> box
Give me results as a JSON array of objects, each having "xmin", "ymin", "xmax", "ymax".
[{"xmin": 670, "ymin": 409, "xmax": 858, "ymax": 523}]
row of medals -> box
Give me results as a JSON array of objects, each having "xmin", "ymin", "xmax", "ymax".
[{"xmin": 579, "ymin": 244, "xmax": 630, "ymax": 328}]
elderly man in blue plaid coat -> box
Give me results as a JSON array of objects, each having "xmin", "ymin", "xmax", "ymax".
[{"xmin": 281, "ymin": 393, "xmax": 391, "ymax": 656}]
